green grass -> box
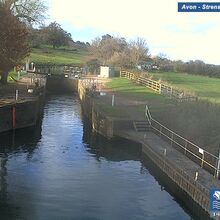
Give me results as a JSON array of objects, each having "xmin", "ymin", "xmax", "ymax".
[
  {"xmin": 107, "ymin": 77, "xmax": 161, "ymax": 99},
  {"xmin": 8, "ymin": 70, "xmax": 27, "ymax": 82},
  {"xmin": 106, "ymin": 77, "xmax": 174, "ymax": 113},
  {"xmin": 1, "ymin": 45, "xmax": 88, "ymax": 83},
  {"xmin": 29, "ymin": 45, "xmax": 88, "ymax": 66},
  {"xmin": 98, "ymin": 105, "xmax": 129, "ymax": 118},
  {"xmin": 149, "ymin": 71, "xmax": 220, "ymax": 103},
  {"xmin": 106, "ymin": 77, "xmax": 220, "ymax": 155}
]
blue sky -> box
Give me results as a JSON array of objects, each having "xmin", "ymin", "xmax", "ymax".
[{"xmin": 46, "ymin": 0, "xmax": 220, "ymax": 64}]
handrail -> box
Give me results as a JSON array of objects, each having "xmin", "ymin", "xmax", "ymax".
[
  {"xmin": 145, "ymin": 105, "xmax": 152, "ymax": 126},
  {"xmin": 145, "ymin": 104, "xmax": 219, "ymax": 178}
]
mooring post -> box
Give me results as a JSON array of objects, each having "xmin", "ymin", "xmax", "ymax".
[
  {"xmin": 194, "ymin": 171, "xmax": 199, "ymax": 181},
  {"xmin": 12, "ymin": 106, "xmax": 16, "ymax": 130},
  {"xmin": 164, "ymin": 148, "xmax": 167, "ymax": 156},
  {"xmin": 15, "ymin": 90, "xmax": 18, "ymax": 101},
  {"xmin": 112, "ymin": 94, "xmax": 115, "ymax": 107}
]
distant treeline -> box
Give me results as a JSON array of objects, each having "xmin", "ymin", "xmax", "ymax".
[
  {"xmin": 29, "ymin": 22, "xmax": 90, "ymax": 49},
  {"xmin": 155, "ymin": 57, "xmax": 220, "ymax": 77}
]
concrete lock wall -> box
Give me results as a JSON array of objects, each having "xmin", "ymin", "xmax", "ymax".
[
  {"xmin": 91, "ymin": 108, "xmax": 114, "ymax": 139},
  {"xmin": 78, "ymin": 80, "xmax": 114, "ymax": 139},
  {"xmin": 142, "ymin": 143, "xmax": 210, "ymax": 212},
  {"xmin": 46, "ymin": 77, "xmax": 78, "ymax": 93},
  {"xmin": 77, "ymin": 81, "xmax": 213, "ymax": 218},
  {"xmin": 0, "ymin": 97, "xmax": 44, "ymax": 133}
]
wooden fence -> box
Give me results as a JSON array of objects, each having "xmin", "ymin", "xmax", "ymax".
[{"xmin": 120, "ymin": 70, "xmax": 197, "ymax": 102}]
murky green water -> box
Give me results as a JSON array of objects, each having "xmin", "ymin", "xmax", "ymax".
[{"xmin": 0, "ymin": 95, "xmax": 193, "ymax": 219}]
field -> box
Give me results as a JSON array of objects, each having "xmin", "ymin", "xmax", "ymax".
[{"xmin": 149, "ymin": 71, "xmax": 220, "ymax": 103}]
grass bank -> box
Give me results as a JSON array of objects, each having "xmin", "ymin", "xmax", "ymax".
[
  {"xmin": 29, "ymin": 45, "xmax": 88, "ymax": 66},
  {"xmin": 106, "ymin": 77, "xmax": 220, "ymax": 155},
  {"xmin": 149, "ymin": 71, "xmax": 220, "ymax": 103},
  {"xmin": 106, "ymin": 77, "xmax": 174, "ymax": 113},
  {"xmin": 3, "ymin": 45, "xmax": 89, "ymax": 83}
]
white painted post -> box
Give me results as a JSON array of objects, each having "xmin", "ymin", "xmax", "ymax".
[
  {"xmin": 15, "ymin": 90, "xmax": 18, "ymax": 101},
  {"xmin": 112, "ymin": 94, "xmax": 115, "ymax": 107},
  {"xmin": 26, "ymin": 59, "xmax": 29, "ymax": 72},
  {"xmin": 164, "ymin": 148, "xmax": 167, "ymax": 156},
  {"xmin": 195, "ymin": 171, "xmax": 199, "ymax": 181},
  {"xmin": 17, "ymin": 71, "xmax": 20, "ymax": 80},
  {"xmin": 199, "ymin": 148, "xmax": 204, "ymax": 168}
]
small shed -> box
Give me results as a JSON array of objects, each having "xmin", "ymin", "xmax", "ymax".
[{"xmin": 99, "ymin": 66, "xmax": 114, "ymax": 78}]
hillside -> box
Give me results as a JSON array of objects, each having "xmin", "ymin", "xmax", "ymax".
[{"xmin": 29, "ymin": 45, "xmax": 89, "ymax": 66}]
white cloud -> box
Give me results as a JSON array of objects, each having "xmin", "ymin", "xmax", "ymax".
[{"xmin": 49, "ymin": 0, "xmax": 220, "ymax": 64}]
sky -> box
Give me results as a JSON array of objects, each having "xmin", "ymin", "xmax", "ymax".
[{"xmin": 46, "ymin": 0, "xmax": 220, "ymax": 64}]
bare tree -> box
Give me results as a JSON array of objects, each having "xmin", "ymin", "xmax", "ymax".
[
  {"xmin": 90, "ymin": 35, "xmax": 128, "ymax": 65},
  {"xmin": 0, "ymin": 0, "xmax": 47, "ymax": 24},
  {"xmin": 128, "ymin": 38, "xmax": 149, "ymax": 67},
  {"xmin": 90, "ymin": 35, "xmax": 149, "ymax": 68}
]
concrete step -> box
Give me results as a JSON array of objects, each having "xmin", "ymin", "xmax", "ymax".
[{"xmin": 133, "ymin": 121, "xmax": 150, "ymax": 132}]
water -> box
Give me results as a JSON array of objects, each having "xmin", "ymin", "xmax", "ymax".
[{"xmin": 0, "ymin": 95, "xmax": 192, "ymax": 220}]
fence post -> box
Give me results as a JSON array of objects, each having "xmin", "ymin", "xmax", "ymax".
[{"xmin": 159, "ymin": 83, "xmax": 162, "ymax": 94}]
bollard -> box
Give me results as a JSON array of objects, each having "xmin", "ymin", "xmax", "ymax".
[
  {"xmin": 164, "ymin": 148, "xmax": 167, "ymax": 156},
  {"xmin": 15, "ymin": 90, "xmax": 18, "ymax": 101},
  {"xmin": 12, "ymin": 106, "xmax": 16, "ymax": 129},
  {"xmin": 194, "ymin": 171, "xmax": 199, "ymax": 181},
  {"xmin": 112, "ymin": 94, "xmax": 115, "ymax": 107}
]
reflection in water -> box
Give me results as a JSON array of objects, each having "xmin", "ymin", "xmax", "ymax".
[
  {"xmin": 82, "ymin": 121, "xmax": 142, "ymax": 162},
  {"xmin": 0, "ymin": 95, "xmax": 194, "ymax": 220},
  {"xmin": 0, "ymin": 117, "xmax": 43, "ymax": 219}
]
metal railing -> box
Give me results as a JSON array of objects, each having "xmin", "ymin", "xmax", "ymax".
[
  {"xmin": 145, "ymin": 105, "xmax": 220, "ymax": 178},
  {"xmin": 120, "ymin": 70, "xmax": 197, "ymax": 102},
  {"xmin": 35, "ymin": 66, "xmax": 82, "ymax": 75}
]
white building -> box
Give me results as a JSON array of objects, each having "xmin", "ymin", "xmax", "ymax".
[{"xmin": 99, "ymin": 66, "xmax": 114, "ymax": 78}]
